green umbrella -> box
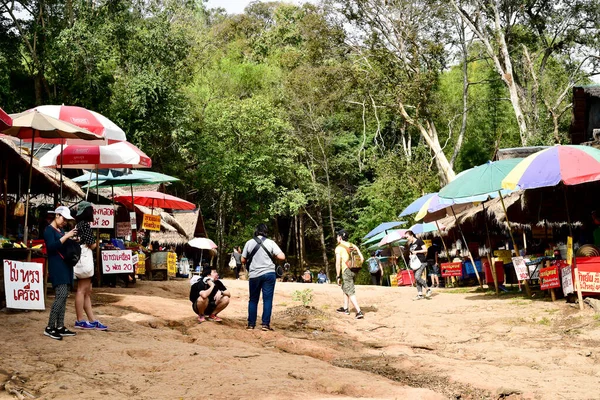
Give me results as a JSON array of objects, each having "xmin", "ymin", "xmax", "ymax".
[
  {"xmin": 74, "ymin": 170, "xmax": 179, "ymax": 189},
  {"xmin": 438, "ymin": 158, "xmax": 524, "ymax": 295},
  {"xmin": 438, "ymin": 159, "xmax": 522, "ymax": 201}
]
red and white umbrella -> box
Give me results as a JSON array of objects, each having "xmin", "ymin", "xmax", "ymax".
[
  {"xmin": 30, "ymin": 105, "xmax": 126, "ymax": 143},
  {"xmin": 114, "ymin": 191, "xmax": 195, "ymax": 211},
  {"xmin": 0, "ymin": 107, "xmax": 12, "ymax": 131},
  {"xmin": 39, "ymin": 141, "xmax": 151, "ymax": 169}
]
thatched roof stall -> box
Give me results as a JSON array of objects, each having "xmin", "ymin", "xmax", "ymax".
[
  {"xmin": 0, "ymin": 136, "xmax": 84, "ymax": 199},
  {"xmin": 149, "ymin": 209, "xmax": 204, "ymax": 245},
  {"xmin": 495, "ymin": 146, "xmax": 549, "ymax": 160}
]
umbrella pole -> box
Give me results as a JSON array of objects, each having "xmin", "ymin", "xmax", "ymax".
[
  {"xmin": 95, "ymin": 166, "xmax": 101, "ymax": 286},
  {"xmin": 96, "ymin": 166, "xmax": 99, "ymax": 202},
  {"xmin": 451, "ymin": 206, "xmax": 483, "ymax": 289},
  {"xmin": 59, "ymin": 139, "xmax": 64, "ymax": 202},
  {"xmin": 563, "ymin": 187, "xmax": 584, "ymax": 310},
  {"xmin": 498, "ymin": 191, "xmax": 531, "ymax": 297},
  {"xmin": 131, "ymin": 183, "xmax": 136, "ymax": 242},
  {"xmin": 482, "ymin": 203, "xmax": 499, "ymax": 295},
  {"xmin": 23, "ymin": 134, "xmax": 35, "ymax": 245},
  {"xmin": 435, "ymin": 220, "xmax": 451, "ymax": 289},
  {"xmin": 85, "ymin": 171, "xmax": 91, "ymax": 200}
]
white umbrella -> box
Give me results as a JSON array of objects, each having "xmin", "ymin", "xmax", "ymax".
[{"xmin": 188, "ymin": 237, "xmax": 218, "ymax": 250}]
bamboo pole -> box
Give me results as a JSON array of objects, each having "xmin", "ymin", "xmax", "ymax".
[
  {"xmin": 451, "ymin": 206, "xmax": 483, "ymax": 289},
  {"xmin": 483, "ymin": 203, "xmax": 499, "ymax": 295},
  {"xmin": 498, "ymin": 191, "xmax": 532, "ymax": 297},
  {"xmin": 563, "ymin": 187, "xmax": 584, "ymax": 310},
  {"xmin": 23, "ymin": 134, "xmax": 35, "ymax": 245}
]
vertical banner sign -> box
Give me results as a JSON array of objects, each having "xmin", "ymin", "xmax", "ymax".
[
  {"xmin": 567, "ymin": 236, "xmax": 573, "ymax": 265},
  {"xmin": 136, "ymin": 252, "xmax": 146, "ymax": 275},
  {"xmin": 116, "ymin": 221, "xmax": 131, "ymax": 237},
  {"xmin": 91, "ymin": 205, "xmax": 115, "ymax": 229},
  {"xmin": 3, "ymin": 260, "xmax": 45, "ymax": 310},
  {"xmin": 167, "ymin": 252, "xmax": 177, "ymax": 277},
  {"xmin": 561, "ymin": 265, "xmax": 574, "ymax": 295},
  {"xmin": 101, "ymin": 250, "xmax": 133, "ymax": 274},
  {"xmin": 141, "ymin": 214, "xmax": 161, "ymax": 231},
  {"xmin": 512, "ymin": 257, "xmax": 529, "ymax": 280},
  {"xmin": 130, "ymin": 212, "xmax": 137, "ymax": 230}
]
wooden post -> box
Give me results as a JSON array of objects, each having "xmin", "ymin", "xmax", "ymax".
[
  {"xmin": 2, "ymin": 159, "xmax": 7, "ymax": 237},
  {"xmin": 483, "ymin": 203, "xmax": 499, "ymax": 295},
  {"xmin": 498, "ymin": 191, "xmax": 532, "ymax": 297},
  {"xmin": 451, "ymin": 206, "xmax": 483, "ymax": 289},
  {"xmin": 545, "ymin": 261, "xmax": 556, "ymax": 302}
]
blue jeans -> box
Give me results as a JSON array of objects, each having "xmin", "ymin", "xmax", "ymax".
[{"xmin": 248, "ymin": 272, "xmax": 276, "ymax": 327}]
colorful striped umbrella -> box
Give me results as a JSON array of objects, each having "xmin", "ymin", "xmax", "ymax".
[
  {"xmin": 502, "ymin": 145, "xmax": 600, "ymax": 190},
  {"xmin": 378, "ymin": 229, "xmax": 408, "ymax": 247}
]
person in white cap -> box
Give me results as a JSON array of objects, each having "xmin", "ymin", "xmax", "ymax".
[{"xmin": 43, "ymin": 206, "xmax": 78, "ymax": 340}]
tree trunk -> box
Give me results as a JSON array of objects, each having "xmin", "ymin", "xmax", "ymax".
[
  {"xmin": 286, "ymin": 217, "xmax": 293, "ymax": 255},
  {"xmin": 294, "ymin": 214, "xmax": 300, "ymax": 274},
  {"xmin": 316, "ymin": 207, "xmax": 331, "ymax": 280},
  {"xmin": 299, "ymin": 210, "xmax": 305, "ymax": 269}
]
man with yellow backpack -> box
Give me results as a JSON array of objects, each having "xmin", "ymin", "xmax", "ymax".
[{"xmin": 334, "ymin": 229, "xmax": 365, "ymax": 319}]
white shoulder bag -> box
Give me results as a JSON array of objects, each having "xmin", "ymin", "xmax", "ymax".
[{"xmin": 74, "ymin": 245, "xmax": 94, "ymax": 279}]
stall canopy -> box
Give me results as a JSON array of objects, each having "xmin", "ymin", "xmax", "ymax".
[{"xmin": 114, "ymin": 191, "xmax": 195, "ymax": 211}]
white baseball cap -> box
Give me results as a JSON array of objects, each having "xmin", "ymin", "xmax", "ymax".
[{"xmin": 51, "ymin": 206, "xmax": 74, "ymax": 220}]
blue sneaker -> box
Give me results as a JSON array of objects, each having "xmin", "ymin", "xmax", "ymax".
[
  {"xmin": 91, "ymin": 320, "xmax": 108, "ymax": 331},
  {"xmin": 74, "ymin": 320, "xmax": 95, "ymax": 330}
]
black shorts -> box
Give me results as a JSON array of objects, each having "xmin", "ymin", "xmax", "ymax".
[{"xmin": 192, "ymin": 299, "xmax": 217, "ymax": 316}]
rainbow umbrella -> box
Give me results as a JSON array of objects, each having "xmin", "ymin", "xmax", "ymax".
[
  {"xmin": 501, "ymin": 145, "xmax": 600, "ymax": 305},
  {"xmin": 502, "ymin": 145, "xmax": 600, "ymax": 190}
]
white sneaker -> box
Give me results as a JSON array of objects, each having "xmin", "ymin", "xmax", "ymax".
[{"xmin": 425, "ymin": 288, "xmax": 432, "ymax": 298}]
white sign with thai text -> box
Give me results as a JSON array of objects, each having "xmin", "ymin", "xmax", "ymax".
[
  {"xmin": 3, "ymin": 260, "xmax": 45, "ymax": 310},
  {"xmin": 91, "ymin": 205, "xmax": 115, "ymax": 229},
  {"xmin": 101, "ymin": 250, "xmax": 133, "ymax": 274},
  {"xmin": 512, "ymin": 257, "xmax": 529, "ymax": 280},
  {"xmin": 561, "ymin": 265, "xmax": 574, "ymax": 296}
]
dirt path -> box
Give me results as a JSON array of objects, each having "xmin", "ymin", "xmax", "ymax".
[{"xmin": 1, "ymin": 279, "xmax": 599, "ymax": 399}]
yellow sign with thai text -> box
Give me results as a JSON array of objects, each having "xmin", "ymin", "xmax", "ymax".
[
  {"xmin": 142, "ymin": 214, "xmax": 161, "ymax": 231},
  {"xmin": 136, "ymin": 252, "xmax": 146, "ymax": 275},
  {"xmin": 167, "ymin": 252, "xmax": 177, "ymax": 277},
  {"xmin": 567, "ymin": 236, "xmax": 573, "ymax": 266}
]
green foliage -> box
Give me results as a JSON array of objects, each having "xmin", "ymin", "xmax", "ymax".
[{"xmin": 292, "ymin": 288, "xmax": 314, "ymax": 307}]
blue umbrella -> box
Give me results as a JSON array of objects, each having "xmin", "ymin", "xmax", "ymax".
[
  {"xmin": 363, "ymin": 221, "xmax": 407, "ymax": 240},
  {"xmin": 398, "ymin": 193, "xmax": 437, "ymax": 217}
]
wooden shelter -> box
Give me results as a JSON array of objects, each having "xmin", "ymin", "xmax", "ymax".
[{"xmin": 570, "ymin": 85, "xmax": 600, "ymax": 144}]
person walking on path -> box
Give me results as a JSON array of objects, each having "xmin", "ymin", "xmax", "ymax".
[
  {"xmin": 406, "ymin": 230, "xmax": 432, "ymax": 300},
  {"xmin": 241, "ymin": 224, "xmax": 285, "ymax": 331},
  {"xmin": 335, "ymin": 229, "xmax": 365, "ymax": 319},
  {"xmin": 232, "ymin": 246, "xmax": 243, "ymax": 279},
  {"xmin": 426, "ymin": 238, "xmax": 441, "ymax": 289},
  {"xmin": 73, "ymin": 202, "xmax": 108, "ymax": 331},
  {"xmin": 43, "ymin": 206, "xmax": 78, "ymax": 340},
  {"xmin": 367, "ymin": 252, "xmax": 383, "ymax": 285}
]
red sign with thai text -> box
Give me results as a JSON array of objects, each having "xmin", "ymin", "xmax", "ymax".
[
  {"xmin": 539, "ymin": 266, "xmax": 561, "ymax": 290},
  {"xmin": 441, "ymin": 262, "xmax": 462, "ymax": 277}
]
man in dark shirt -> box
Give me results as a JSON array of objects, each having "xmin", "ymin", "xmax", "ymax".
[{"xmin": 189, "ymin": 266, "xmax": 230, "ymax": 323}]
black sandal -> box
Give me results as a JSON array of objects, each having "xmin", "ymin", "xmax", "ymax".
[
  {"xmin": 246, "ymin": 325, "xmax": 255, "ymax": 330},
  {"xmin": 261, "ymin": 325, "xmax": 273, "ymax": 331}
]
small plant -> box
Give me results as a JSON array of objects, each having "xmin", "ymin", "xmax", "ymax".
[
  {"xmin": 292, "ymin": 289, "xmax": 314, "ymax": 307},
  {"xmin": 538, "ymin": 317, "xmax": 551, "ymax": 325}
]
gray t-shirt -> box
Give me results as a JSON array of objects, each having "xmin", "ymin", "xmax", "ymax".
[{"xmin": 242, "ymin": 236, "xmax": 283, "ymax": 279}]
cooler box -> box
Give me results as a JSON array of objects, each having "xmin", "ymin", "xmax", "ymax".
[
  {"xmin": 463, "ymin": 260, "xmax": 483, "ymax": 278},
  {"xmin": 397, "ymin": 270, "xmax": 415, "ymax": 286},
  {"xmin": 484, "ymin": 261, "xmax": 504, "ymax": 285}
]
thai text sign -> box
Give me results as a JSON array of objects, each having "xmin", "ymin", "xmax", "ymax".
[
  {"xmin": 116, "ymin": 221, "xmax": 131, "ymax": 237},
  {"xmin": 561, "ymin": 265, "xmax": 574, "ymax": 296},
  {"xmin": 167, "ymin": 252, "xmax": 177, "ymax": 277},
  {"xmin": 141, "ymin": 214, "xmax": 161, "ymax": 231},
  {"xmin": 3, "ymin": 260, "xmax": 45, "ymax": 310},
  {"xmin": 91, "ymin": 205, "xmax": 115, "ymax": 228},
  {"xmin": 130, "ymin": 212, "xmax": 137, "ymax": 230},
  {"xmin": 567, "ymin": 236, "xmax": 573, "ymax": 265},
  {"xmin": 441, "ymin": 262, "xmax": 462, "ymax": 277},
  {"xmin": 512, "ymin": 257, "xmax": 529, "ymax": 280},
  {"xmin": 136, "ymin": 252, "xmax": 146, "ymax": 275},
  {"xmin": 576, "ymin": 266, "xmax": 600, "ymax": 293},
  {"xmin": 539, "ymin": 266, "xmax": 561, "ymax": 290},
  {"xmin": 102, "ymin": 250, "xmax": 133, "ymax": 274}
]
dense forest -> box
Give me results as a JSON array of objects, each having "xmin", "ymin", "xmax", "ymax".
[{"xmin": 1, "ymin": 0, "xmax": 599, "ymax": 276}]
